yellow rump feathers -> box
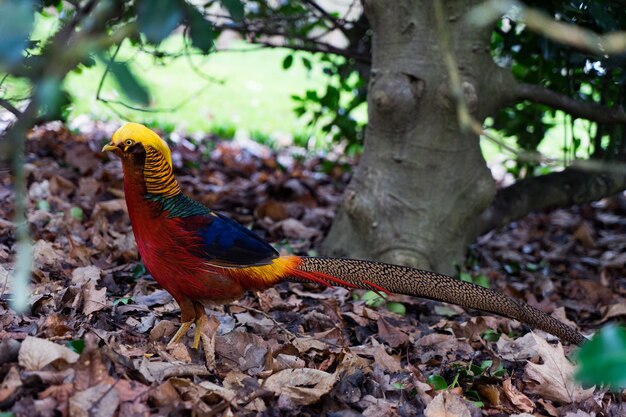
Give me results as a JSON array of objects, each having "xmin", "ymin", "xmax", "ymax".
[{"xmin": 111, "ymin": 123, "xmax": 173, "ymax": 167}]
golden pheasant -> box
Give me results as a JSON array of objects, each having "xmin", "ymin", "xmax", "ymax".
[{"xmin": 102, "ymin": 123, "xmax": 585, "ymax": 348}]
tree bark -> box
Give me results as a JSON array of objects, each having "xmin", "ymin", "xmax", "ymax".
[
  {"xmin": 477, "ymin": 167, "xmax": 626, "ymax": 235},
  {"xmin": 322, "ymin": 0, "xmax": 509, "ymax": 274}
]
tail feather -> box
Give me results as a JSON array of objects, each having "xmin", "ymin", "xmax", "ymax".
[{"xmin": 291, "ymin": 256, "xmax": 585, "ymax": 346}]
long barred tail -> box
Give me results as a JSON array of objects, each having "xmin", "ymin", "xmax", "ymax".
[{"xmin": 289, "ymin": 256, "xmax": 585, "ymax": 345}]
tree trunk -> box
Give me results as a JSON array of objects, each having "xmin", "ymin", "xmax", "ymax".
[{"xmin": 322, "ymin": 0, "xmax": 510, "ymax": 274}]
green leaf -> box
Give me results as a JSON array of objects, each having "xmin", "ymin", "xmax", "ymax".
[
  {"xmin": 132, "ymin": 262, "xmax": 147, "ymax": 279},
  {"xmin": 66, "ymin": 339, "xmax": 85, "ymax": 354},
  {"xmin": 220, "ymin": 0, "xmax": 244, "ymax": 21},
  {"xmin": 70, "ymin": 207, "xmax": 84, "ymax": 221},
  {"xmin": 576, "ymin": 325, "xmax": 626, "ymax": 390},
  {"xmin": 427, "ymin": 374, "xmax": 448, "ymax": 391},
  {"xmin": 386, "ymin": 302, "xmax": 406, "ymax": 316},
  {"xmin": 137, "ymin": 0, "xmax": 183, "ymax": 44},
  {"xmin": 113, "ymin": 297, "xmax": 134, "ymax": 306},
  {"xmin": 474, "ymin": 274, "xmax": 490, "ymax": 288},
  {"xmin": 459, "ymin": 271, "xmax": 472, "ymax": 282},
  {"xmin": 282, "ymin": 54, "xmax": 294, "ymax": 69},
  {"xmin": 0, "ymin": 0, "xmax": 34, "ymax": 66},
  {"xmin": 391, "ymin": 382, "xmax": 406, "ymax": 390},
  {"xmin": 36, "ymin": 77, "xmax": 64, "ymax": 118},
  {"xmin": 109, "ymin": 60, "xmax": 151, "ymax": 106},
  {"xmin": 185, "ymin": 5, "xmax": 214, "ymax": 53},
  {"xmin": 433, "ymin": 304, "xmax": 460, "ymax": 317},
  {"xmin": 37, "ymin": 200, "xmax": 50, "ymax": 212},
  {"xmin": 481, "ymin": 329, "xmax": 500, "ymax": 342},
  {"xmin": 0, "ymin": 412, "xmax": 15, "ymax": 417},
  {"xmin": 361, "ymin": 290, "xmax": 386, "ymax": 308}
]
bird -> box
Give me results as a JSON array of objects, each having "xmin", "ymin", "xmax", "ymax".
[{"xmin": 102, "ymin": 122, "xmax": 585, "ymax": 348}]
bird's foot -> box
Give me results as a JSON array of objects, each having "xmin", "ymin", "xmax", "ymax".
[
  {"xmin": 192, "ymin": 314, "xmax": 210, "ymax": 349},
  {"xmin": 167, "ymin": 321, "xmax": 193, "ymax": 347}
]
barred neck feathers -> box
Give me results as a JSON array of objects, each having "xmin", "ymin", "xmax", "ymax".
[
  {"xmin": 143, "ymin": 145, "xmax": 181, "ymax": 198},
  {"xmin": 143, "ymin": 145, "xmax": 208, "ymax": 218}
]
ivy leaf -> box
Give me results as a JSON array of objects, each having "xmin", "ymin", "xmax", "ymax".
[
  {"xmin": 137, "ymin": 0, "xmax": 183, "ymax": 44},
  {"xmin": 109, "ymin": 60, "xmax": 151, "ymax": 106},
  {"xmin": 427, "ymin": 374, "xmax": 448, "ymax": 391},
  {"xmin": 220, "ymin": 0, "xmax": 244, "ymax": 21}
]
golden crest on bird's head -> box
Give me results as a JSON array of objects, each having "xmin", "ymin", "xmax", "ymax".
[{"xmin": 106, "ymin": 123, "xmax": 173, "ymax": 167}]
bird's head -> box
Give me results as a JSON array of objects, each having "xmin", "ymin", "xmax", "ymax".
[{"xmin": 102, "ymin": 123, "xmax": 173, "ymax": 167}]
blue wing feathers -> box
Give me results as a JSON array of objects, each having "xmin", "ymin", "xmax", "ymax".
[
  {"xmin": 157, "ymin": 193, "xmax": 278, "ymax": 267},
  {"xmin": 194, "ymin": 212, "xmax": 278, "ymax": 267}
]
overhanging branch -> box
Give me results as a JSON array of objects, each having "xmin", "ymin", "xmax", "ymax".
[
  {"xmin": 513, "ymin": 83, "xmax": 626, "ymax": 124},
  {"xmin": 477, "ymin": 166, "xmax": 626, "ymax": 234},
  {"xmin": 0, "ymin": 99, "xmax": 22, "ymax": 118}
]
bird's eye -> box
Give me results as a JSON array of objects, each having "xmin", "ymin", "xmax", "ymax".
[{"xmin": 124, "ymin": 139, "xmax": 134, "ymax": 146}]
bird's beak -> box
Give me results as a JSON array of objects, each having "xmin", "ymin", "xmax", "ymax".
[{"xmin": 102, "ymin": 143, "xmax": 117, "ymax": 153}]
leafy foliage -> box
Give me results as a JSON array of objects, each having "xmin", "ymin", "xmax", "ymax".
[
  {"xmin": 492, "ymin": 0, "xmax": 626, "ymax": 175},
  {"xmin": 2, "ymin": 0, "xmax": 626, "ymax": 163},
  {"xmin": 576, "ymin": 325, "xmax": 626, "ymax": 390},
  {"xmin": 0, "ymin": 0, "xmax": 236, "ymax": 124}
]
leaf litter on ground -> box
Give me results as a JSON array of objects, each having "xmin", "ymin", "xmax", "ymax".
[{"xmin": 0, "ymin": 121, "xmax": 624, "ymax": 416}]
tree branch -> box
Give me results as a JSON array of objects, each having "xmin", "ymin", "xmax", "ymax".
[
  {"xmin": 0, "ymin": 98, "xmax": 22, "ymax": 118},
  {"xmin": 301, "ymin": 0, "xmax": 344, "ymax": 34},
  {"xmin": 513, "ymin": 83, "xmax": 626, "ymax": 124},
  {"xmin": 211, "ymin": 13, "xmax": 371, "ymax": 64},
  {"xmin": 255, "ymin": 40, "xmax": 370, "ymax": 63},
  {"xmin": 477, "ymin": 166, "xmax": 626, "ymax": 234}
]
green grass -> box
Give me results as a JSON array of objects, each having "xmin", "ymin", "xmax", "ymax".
[{"xmin": 64, "ymin": 37, "xmax": 326, "ymax": 136}]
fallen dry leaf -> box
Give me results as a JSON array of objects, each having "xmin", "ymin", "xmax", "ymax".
[
  {"xmin": 524, "ymin": 333, "xmax": 595, "ymax": 404},
  {"xmin": 424, "ymin": 391, "xmax": 471, "ymax": 417},
  {"xmin": 69, "ymin": 382, "xmax": 119, "ymax": 417},
  {"xmin": 564, "ymin": 411, "xmax": 597, "ymax": 417},
  {"xmin": 135, "ymin": 358, "xmax": 210, "ymax": 383},
  {"xmin": 82, "ymin": 281, "xmax": 107, "ymax": 315},
  {"xmin": 360, "ymin": 395, "xmax": 400, "ymax": 417},
  {"xmin": 377, "ymin": 317, "xmax": 409, "ymax": 348},
  {"xmin": 0, "ymin": 366, "xmax": 22, "ymax": 403},
  {"xmin": 264, "ymin": 368, "xmax": 337, "ymax": 406},
  {"xmin": 18, "ymin": 336, "xmax": 80, "ymax": 371},
  {"xmin": 502, "ymin": 378, "xmax": 534, "ymax": 413},
  {"xmin": 372, "ymin": 344, "xmax": 402, "ymax": 373},
  {"xmin": 200, "ymin": 314, "xmax": 220, "ymax": 370},
  {"xmin": 598, "ymin": 303, "xmax": 626, "ymax": 324},
  {"xmin": 496, "ymin": 332, "xmax": 540, "ymax": 362},
  {"xmin": 71, "ymin": 266, "xmax": 108, "ymax": 315},
  {"xmin": 73, "ymin": 335, "xmax": 115, "ymax": 391},
  {"xmin": 71, "ymin": 266, "xmax": 101, "ymax": 286},
  {"xmin": 33, "ymin": 239, "xmax": 64, "ymax": 267}
]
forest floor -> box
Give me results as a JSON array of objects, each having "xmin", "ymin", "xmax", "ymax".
[{"xmin": 0, "ymin": 121, "xmax": 625, "ymax": 417}]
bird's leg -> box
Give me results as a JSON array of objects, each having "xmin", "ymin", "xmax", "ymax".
[
  {"xmin": 192, "ymin": 302, "xmax": 209, "ymax": 350},
  {"xmin": 168, "ymin": 297, "xmax": 196, "ymax": 347}
]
